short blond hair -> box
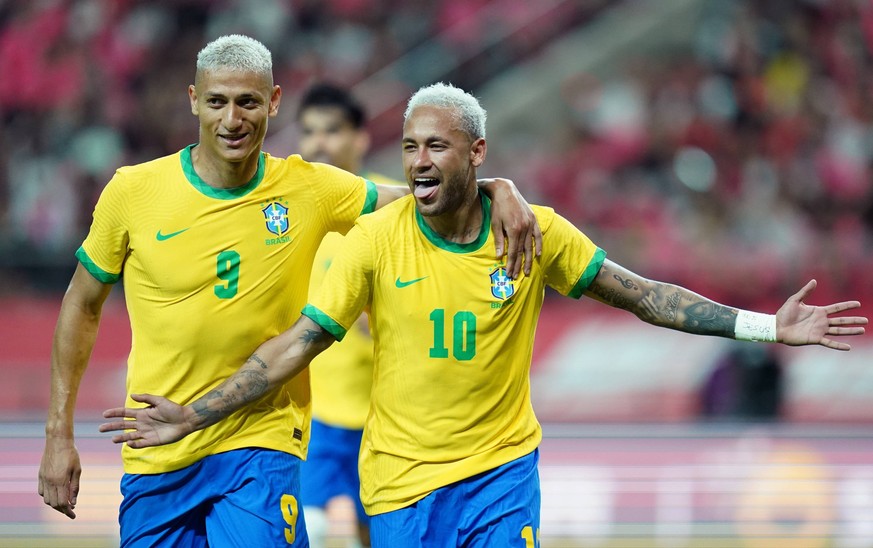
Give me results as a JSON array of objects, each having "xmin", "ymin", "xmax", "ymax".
[{"xmin": 405, "ymin": 82, "xmax": 486, "ymax": 140}]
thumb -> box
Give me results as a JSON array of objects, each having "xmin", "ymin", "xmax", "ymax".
[
  {"xmin": 788, "ymin": 279, "xmax": 817, "ymax": 304},
  {"xmin": 129, "ymin": 393, "xmax": 164, "ymax": 407}
]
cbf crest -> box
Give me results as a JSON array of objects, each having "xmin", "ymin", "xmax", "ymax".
[
  {"xmin": 262, "ymin": 201, "xmax": 289, "ymax": 236},
  {"xmin": 489, "ymin": 266, "xmax": 515, "ymax": 300}
]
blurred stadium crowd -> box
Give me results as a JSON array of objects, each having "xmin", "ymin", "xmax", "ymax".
[{"xmin": 0, "ymin": 0, "xmax": 871, "ymax": 310}]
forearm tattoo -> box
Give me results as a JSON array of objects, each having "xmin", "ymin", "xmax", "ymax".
[
  {"xmin": 590, "ymin": 282, "xmax": 637, "ymax": 311},
  {"xmin": 614, "ymin": 274, "xmax": 638, "ymax": 290},
  {"xmin": 192, "ymin": 365, "xmax": 269, "ymax": 426},
  {"xmin": 664, "ymin": 292, "xmax": 681, "ymax": 323},
  {"xmin": 681, "ymin": 301, "xmax": 736, "ymax": 337},
  {"xmin": 591, "ymin": 263, "xmax": 738, "ymax": 337},
  {"xmin": 248, "ymin": 353, "xmax": 269, "ymax": 369}
]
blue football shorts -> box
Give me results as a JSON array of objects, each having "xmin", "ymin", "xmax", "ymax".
[
  {"xmin": 300, "ymin": 418, "xmax": 369, "ymax": 524},
  {"xmin": 118, "ymin": 448, "xmax": 309, "ymax": 547},
  {"xmin": 369, "ymin": 449, "xmax": 541, "ymax": 548}
]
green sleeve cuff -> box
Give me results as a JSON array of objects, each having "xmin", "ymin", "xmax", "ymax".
[
  {"xmin": 360, "ymin": 179, "xmax": 378, "ymax": 215},
  {"xmin": 75, "ymin": 246, "xmax": 120, "ymax": 284},
  {"xmin": 568, "ymin": 247, "xmax": 606, "ymax": 299},
  {"xmin": 301, "ymin": 304, "xmax": 347, "ymax": 341}
]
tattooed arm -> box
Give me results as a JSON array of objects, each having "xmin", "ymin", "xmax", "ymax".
[
  {"xmin": 98, "ymin": 316, "xmax": 336, "ymax": 448},
  {"xmin": 584, "ymin": 259, "xmax": 867, "ymax": 348}
]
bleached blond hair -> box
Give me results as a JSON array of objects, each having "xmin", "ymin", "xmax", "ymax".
[
  {"xmin": 404, "ymin": 82, "xmax": 486, "ymax": 140},
  {"xmin": 195, "ymin": 34, "xmax": 273, "ymax": 83}
]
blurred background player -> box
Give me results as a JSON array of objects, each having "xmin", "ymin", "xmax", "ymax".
[{"xmin": 297, "ymin": 83, "xmax": 404, "ymax": 548}]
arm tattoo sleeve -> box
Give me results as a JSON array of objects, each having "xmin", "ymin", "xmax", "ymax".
[
  {"xmin": 590, "ymin": 283, "xmax": 638, "ymax": 311},
  {"xmin": 681, "ymin": 301, "xmax": 736, "ymax": 337},
  {"xmin": 191, "ymin": 367, "xmax": 269, "ymax": 426}
]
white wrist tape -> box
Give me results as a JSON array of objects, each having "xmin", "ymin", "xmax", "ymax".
[{"xmin": 734, "ymin": 310, "xmax": 777, "ymax": 342}]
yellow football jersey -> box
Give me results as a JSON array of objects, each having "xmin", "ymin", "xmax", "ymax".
[
  {"xmin": 78, "ymin": 145, "xmax": 376, "ymax": 474},
  {"xmin": 304, "ymin": 194, "xmax": 605, "ymax": 515},
  {"xmin": 308, "ymin": 171, "xmax": 405, "ymax": 429}
]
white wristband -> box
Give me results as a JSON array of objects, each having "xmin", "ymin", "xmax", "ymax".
[{"xmin": 734, "ymin": 310, "xmax": 777, "ymax": 342}]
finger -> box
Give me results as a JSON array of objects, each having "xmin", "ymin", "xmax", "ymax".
[
  {"xmin": 110, "ymin": 430, "xmax": 142, "ymax": 444},
  {"xmin": 98, "ymin": 420, "xmax": 136, "ymax": 433},
  {"xmin": 126, "ymin": 438, "xmax": 155, "ymax": 449},
  {"xmin": 828, "ymin": 326, "xmax": 866, "ymax": 336},
  {"xmin": 493, "ymin": 227, "xmax": 505, "ymax": 260},
  {"xmin": 532, "ymin": 221, "xmax": 543, "ymax": 258},
  {"xmin": 102, "ymin": 407, "xmax": 135, "ymax": 419},
  {"xmin": 130, "ymin": 393, "xmax": 163, "ymax": 406},
  {"xmin": 789, "ymin": 279, "xmax": 817, "ymax": 303},
  {"xmin": 819, "ymin": 337, "xmax": 851, "ymax": 351},
  {"xmin": 522, "ymin": 228, "xmax": 534, "ymax": 277},
  {"xmin": 48, "ymin": 485, "xmax": 76, "ymax": 519},
  {"xmin": 825, "ymin": 301, "xmax": 863, "ymax": 314},
  {"xmin": 829, "ymin": 315, "xmax": 867, "ymax": 325},
  {"xmin": 507, "ymin": 234, "xmax": 523, "ymax": 279},
  {"xmin": 69, "ymin": 469, "xmax": 80, "ymax": 508}
]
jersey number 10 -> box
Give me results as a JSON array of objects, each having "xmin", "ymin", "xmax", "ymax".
[{"xmin": 428, "ymin": 308, "xmax": 477, "ymax": 361}]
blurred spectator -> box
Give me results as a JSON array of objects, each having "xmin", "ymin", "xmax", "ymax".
[
  {"xmin": 700, "ymin": 343, "xmax": 784, "ymax": 421},
  {"xmin": 0, "ymin": 0, "xmax": 871, "ymax": 311}
]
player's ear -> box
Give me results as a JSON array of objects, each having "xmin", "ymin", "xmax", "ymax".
[
  {"xmin": 188, "ymin": 85, "xmax": 199, "ymax": 116},
  {"xmin": 268, "ymin": 85, "xmax": 282, "ymax": 117},
  {"xmin": 470, "ymin": 137, "xmax": 486, "ymax": 167}
]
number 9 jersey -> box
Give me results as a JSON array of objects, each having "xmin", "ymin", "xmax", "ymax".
[
  {"xmin": 77, "ymin": 144, "xmax": 377, "ymax": 475},
  {"xmin": 303, "ymin": 193, "xmax": 606, "ymax": 516}
]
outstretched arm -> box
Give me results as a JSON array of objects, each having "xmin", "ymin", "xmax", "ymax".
[
  {"xmin": 585, "ymin": 260, "xmax": 867, "ymax": 350},
  {"xmin": 99, "ymin": 315, "xmax": 336, "ymax": 448},
  {"xmin": 373, "ymin": 178, "xmax": 542, "ymax": 279},
  {"xmin": 40, "ymin": 264, "xmax": 112, "ymax": 519}
]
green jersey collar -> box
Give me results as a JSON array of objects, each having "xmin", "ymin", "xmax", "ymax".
[
  {"xmin": 415, "ymin": 192, "xmax": 491, "ymax": 253},
  {"xmin": 180, "ymin": 144, "xmax": 265, "ymax": 199}
]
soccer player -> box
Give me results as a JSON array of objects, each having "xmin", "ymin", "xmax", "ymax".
[
  {"xmin": 37, "ymin": 35, "xmax": 541, "ymax": 547},
  {"xmin": 296, "ymin": 83, "xmax": 402, "ymax": 548},
  {"xmin": 98, "ymin": 83, "xmax": 867, "ymax": 547}
]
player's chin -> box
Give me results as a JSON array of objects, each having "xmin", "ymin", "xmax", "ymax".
[{"xmin": 414, "ymin": 199, "xmax": 444, "ymax": 217}]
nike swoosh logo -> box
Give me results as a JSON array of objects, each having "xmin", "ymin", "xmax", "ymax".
[
  {"xmin": 395, "ymin": 276, "xmax": 428, "ymax": 288},
  {"xmin": 156, "ymin": 228, "xmax": 190, "ymax": 241}
]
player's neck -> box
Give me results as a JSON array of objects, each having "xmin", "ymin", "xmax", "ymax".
[
  {"xmin": 190, "ymin": 145, "xmax": 260, "ymax": 189},
  {"xmin": 424, "ymin": 191, "xmax": 483, "ymax": 244}
]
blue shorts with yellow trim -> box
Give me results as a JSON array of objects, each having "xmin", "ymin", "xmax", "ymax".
[
  {"xmin": 369, "ymin": 449, "xmax": 541, "ymax": 548},
  {"xmin": 118, "ymin": 448, "xmax": 309, "ymax": 547}
]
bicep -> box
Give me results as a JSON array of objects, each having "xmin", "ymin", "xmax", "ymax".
[
  {"xmin": 261, "ymin": 314, "xmax": 337, "ymax": 378},
  {"xmin": 63, "ymin": 264, "xmax": 113, "ymax": 317}
]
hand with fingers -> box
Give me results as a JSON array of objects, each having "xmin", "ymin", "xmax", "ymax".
[
  {"xmin": 776, "ymin": 280, "xmax": 868, "ymax": 350},
  {"xmin": 487, "ymin": 178, "xmax": 543, "ymax": 279},
  {"xmin": 38, "ymin": 439, "xmax": 81, "ymax": 519},
  {"xmin": 99, "ymin": 393, "xmax": 195, "ymax": 448}
]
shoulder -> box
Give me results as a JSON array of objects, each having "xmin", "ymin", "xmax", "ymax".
[
  {"xmin": 356, "ymin": 195, "xmax": 415, "ymax": 229},
  {"xmin": 114, "ymin": 150, "xmax": 182, "ymax": 180},
  {"xmin": 531, "ymin": 204, "xmax": 558, "ymax": 233},
  {"xmin": 271, "ymin": 153, "xmax": 356, "ymax": 179}
]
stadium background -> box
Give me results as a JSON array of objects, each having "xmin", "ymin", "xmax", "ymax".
[{"xmin": 1, "ymin": 0, "xmax": 872, "ymax": 546}]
